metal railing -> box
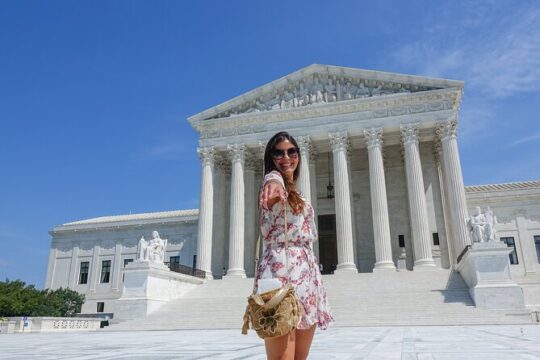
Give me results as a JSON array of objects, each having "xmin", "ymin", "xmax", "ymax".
[{"xmin": 165, "ymin": 262, "xmax": 206, "ymax": 279}]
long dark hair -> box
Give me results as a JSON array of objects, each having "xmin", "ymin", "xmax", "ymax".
[{"xmin": 263, "ymin": 131, "xmax": 305, "ymax": 213}]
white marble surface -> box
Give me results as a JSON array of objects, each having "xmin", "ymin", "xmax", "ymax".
[{"xmin": 2, "ymin": 325, "xmax": 540, "ymax": 359}]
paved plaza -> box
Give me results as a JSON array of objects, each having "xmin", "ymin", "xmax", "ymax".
[{"xmin": 1, "ymin": 325, "xmax": 540, "ymax": 359}]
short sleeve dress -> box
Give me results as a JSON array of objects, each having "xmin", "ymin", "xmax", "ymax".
[{"xmin": 254, "ymin": 170, "xmax": 334, "ymax": 330}]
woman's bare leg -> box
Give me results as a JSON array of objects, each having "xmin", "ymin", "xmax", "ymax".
[
  {"xmin": 264, "ymin": 329, "xmax": 296, "ymax": 360},
  {"xmin": 294, "ymin": 325, "xmax": 316, "ymax": 360}
]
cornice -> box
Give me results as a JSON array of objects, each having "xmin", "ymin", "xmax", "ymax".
[
  {"xmin": 51, "ymin": 209, "xmax": 199, "ymax": 235},
  {"xmin": 465, "ymin": 180, "xmax": 540, "ymax": 193},
  {"xmin": 194, "ymin": 88, "xmax": 461, "ymax": 141}
]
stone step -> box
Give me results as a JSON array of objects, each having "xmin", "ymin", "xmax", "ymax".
[{"xmin": 106, "ymin": 270, "xmax": 533, "ymax": 331}]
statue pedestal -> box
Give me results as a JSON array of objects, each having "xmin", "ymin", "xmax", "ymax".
[
  {"xmin": 114, "ymin": 261, "xmax": 205, "ymax": 320},
  {"xmin": 455, "ymin": 242, "xmax": 525, "ymax": 310}
]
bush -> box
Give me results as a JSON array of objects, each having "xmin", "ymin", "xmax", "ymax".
[{"xmin": 0, "ymin": 279, "xmax": 85, "ymax": 317}]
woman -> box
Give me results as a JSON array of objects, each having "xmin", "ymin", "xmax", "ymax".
[{"xmin": 257, "ymin": 131, "xmax": 333, "ymax": 360}]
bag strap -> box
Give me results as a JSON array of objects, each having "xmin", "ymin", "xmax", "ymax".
[{"xmin": 251, "ymin": 194, "xmax": 290, "ymax": 295}]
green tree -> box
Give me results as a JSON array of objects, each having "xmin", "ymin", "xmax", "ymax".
[
  {"xmin": 42, "ymin": 288, "xmax": 85, "ymax": 317},
  {"xmin": 0, "ymin": 279, "xmax": 85, "ymax": 317},
  {"xmin": 0, "ymin": 279, "xmax": 43, "ymax": 317}
]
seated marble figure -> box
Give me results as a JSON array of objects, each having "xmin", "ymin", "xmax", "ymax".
[
  {"xmin": 137, "ymin": 231, "xmax": 168, "ymax": 264},
  {"xmin": 468, "ymin": 206, "xmax": 497, "ymax": 243}
]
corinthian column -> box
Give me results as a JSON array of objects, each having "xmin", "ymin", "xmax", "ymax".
[
  {"xmin": 364, "ymin": 128, "xmax": 396, "ymax": 271},
  {"xmin": 329, "ymin": 132, "xmax": 357, "ymax": 273},
  {"xmin": 243, "ymin": 153, "xmax": 257, "ymax": 277},
  {"xmin": 433, "ymin": 142, "xmax": 453, "ymax": 268},
  {"xmin": 400, "ymin": 124, "xmax": 436, "ymax": 269},
  {"xmin": 296, "ymin": 136, "xmax": 312, "ymax": 202},
  {"xmin": 225, "ymin": 144, "xmax": 247, "ymax": 278},
  {"xmin": 436, "ymin": 119, "xmax": 471, "ymax": 261},
  {"xmin": 196, "ymin": 146, "xmax": 215, "ymax": 279}
]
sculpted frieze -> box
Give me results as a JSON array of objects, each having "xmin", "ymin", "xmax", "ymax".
[
  {"xmin": 198, "ymin": 91, "xmax": 458, "ymax": 136},
  {"xmin": 208, "ymin": 74, "xmax": 439, "ymax": 120}
]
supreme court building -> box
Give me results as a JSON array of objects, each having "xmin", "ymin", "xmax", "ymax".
[{"xmin": 46, "ymin": 65, "xmax": 540, "ymax": 315}]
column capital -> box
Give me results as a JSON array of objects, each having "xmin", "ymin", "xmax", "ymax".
[
  {"xmin": 329, "ymin": 131, "xmax": 349, "ymax": 152},
  {"xmin": 297, "ymin": 136, "xmax": 312, "ymax": 155},
  {"xmin": 197, "ymin": 146, "xmax": 215, "ymax": 166},
  {"xmin": 436, "ymin": 119, "xmax": 458, "ymax": 141},
  {"xmin": 400, "ymin": 123, "xmax": 420, "ymax": 145},
  {"xmin": 227, "ymin": 143, "xmax": 246, "ymax": 163},
  {"xmin": 363, "ymin": 127, "xmax": 384, "ymax": 150},
  {"xmin": 258, "ymin": 141, "xmax": 266, "ymax": 159}
]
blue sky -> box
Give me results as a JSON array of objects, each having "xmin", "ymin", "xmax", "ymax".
[{"xmin": 1, "ymin": 0, "xmax": 539, "ymax": 287}]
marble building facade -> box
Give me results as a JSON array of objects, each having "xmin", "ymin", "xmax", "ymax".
[{"xmin": 46, "ymin": 65, "xmax": 540, "ymax": 314}]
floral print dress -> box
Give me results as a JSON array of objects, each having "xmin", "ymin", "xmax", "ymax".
[{"xmin": 254, "ymin": 170, "xmax": 334, "ymax": 330}]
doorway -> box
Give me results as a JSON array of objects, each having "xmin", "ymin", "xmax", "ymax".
[{"xmin": 317, "ymin": 214, "xmax": 338, "ymax": 274}]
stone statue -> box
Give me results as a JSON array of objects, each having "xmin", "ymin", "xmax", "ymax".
[
  {"xmin": 267, "ymin": 92, "xmax": 281, "ymax": 110},
  {"xmin": 356, "ymin": 82, "xmax": 370, "ymax": 98},
  {"xmin": 324, "ymin": 78, "xmax": 337, "ymax": 102},
  {"xmin": 342, "ymin": 82, "xmax": 353, "ymax": 100},
  {"xmin": 295, "ymin": 81, "xmax": 309, "ymax": 107},
  {"xmin": 281, "ymin": 89, "xmax": 295, "ymax": 109},
  {"xmin": 371, "ymin": 84, "xmax": 382, "ymax": 96},
  {"xmin": 397, "ymin": 84, "xmax": 410, "ymax": 93},
  {"xmin": 468, "ymin": 206, "xmax": 497, "ymax": 243},
  {"xmin": 310, "ymin": 77, "xmax": 325, "ymax": 104},
  {"xmin": 137, "ymin": 231, "xmax": 168, "ymax": 264}
]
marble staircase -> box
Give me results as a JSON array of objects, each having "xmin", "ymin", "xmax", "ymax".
[{"xmin": 106, "ymin": 270, "xmax": 532, "ymax": 331}]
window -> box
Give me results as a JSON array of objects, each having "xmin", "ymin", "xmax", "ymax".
[
  {"xmin": 169, "ymin": 256, "xmax": 180, "ymax": 264},
  {"xmin": 398, "ymin": 235, "xmax": 405, "ymax": 248},
  {"xmin": 432, "ymin": 233, "xmax": 440, "ymax": 246},
  {"xmin": 79, "ymin": 262, "xmax": 89, "ymax": 284},
  {"xmin": 97, "ymin": 302, "xmax": 104, "ymax": 313},
  {"xmin": 534, "ymin": 235, "xmax": 540, "ymax": 263},
  {"xmin": 501, "ymin": 237, "xmax": 519, "ymax": 265},
  {"xmin": 100, "ymin": 260, "xmax": 111, "ymax": 283}
]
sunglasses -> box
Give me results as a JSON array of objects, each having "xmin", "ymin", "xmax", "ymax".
[{"xmin": 271, "ymin": 147, "xmax": 299, "ymax": 160}]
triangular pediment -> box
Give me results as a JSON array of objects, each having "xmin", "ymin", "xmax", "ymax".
[{"xmin": 188, "ymin": 64, "xmax": 463, "ymax": 123}]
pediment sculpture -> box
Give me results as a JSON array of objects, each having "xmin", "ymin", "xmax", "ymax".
[
  {"xmin": 210, "ymin": 74, "xmax": 437, "ymax": 119},
  {"xmin": 137, "ymin": 231, "xmax": 168, "ymax": 264},
  {"xmin": 467, "ymin": 206, "xmax": 498, "ymax": 243}
]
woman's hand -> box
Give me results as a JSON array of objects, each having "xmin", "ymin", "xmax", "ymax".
[{"xmin": 259, "ymin": 180, "xmax": 287, "ymax": 210}]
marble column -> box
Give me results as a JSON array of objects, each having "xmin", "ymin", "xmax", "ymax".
[
  {"xmin": 44, "ymin": 248, "xmax": 57, "ymax": 289},
  {"xmin": 225, "ymin": 144, "xmax": 247, "ymax": 278},
  {"xmin": 364, "ymin": 128, "xmax": 396, "ymax": 271},
  {"xmin": 436, "ymin": 119, "xmax": 471, "ymax": 261},
  {"xmin": 243, "ymin": 152, "xmax": 257, "ymax": 277},
  {"xmin": 400, "ymin": 124, "xmax": 436, "ymax": 269},
  {"xmin": 196, "ymin": 147, "xmax": 215, "ymax": 279},
  {"xmin": 68, "ymin": 242, "xmax": 80, "ymax": 288},
  {"xmin": 111, "ymin": 241, "xmax": 123, "ymax": 291},
  {"xmin": 297, "ymin": 136, "xmax": 312, "ymax": 202},
  {"xmin": 434, "ymin": 142, "xmax": 454, "ymax": 268},
  {"xmin": 89, "ymin": 242, "xmax": 101, "ymax": 292},
  {"xmin": 329, "ymin": 132, "xmax": 357, "ymax": 273}
]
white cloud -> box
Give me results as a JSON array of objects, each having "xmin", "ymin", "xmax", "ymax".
[
  {"xmin": 507, "ymin": 132, "xmax": 540, "ymax": 147},
  {"xmin": 391, "ymin": 2, "xmax": 540, "ymax": 99}
]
